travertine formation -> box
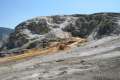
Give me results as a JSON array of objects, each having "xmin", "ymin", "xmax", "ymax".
[
  {"xmin": 0, "ymin": 13, "xmax": 120, "ymax": 80},
  {"xmin": 2, "ymin": 13, "xmax": 120, "ymax": 51}
]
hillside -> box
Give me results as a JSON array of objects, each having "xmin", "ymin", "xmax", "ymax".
[
  {"xmin": 1, "ymin": 13, "xmax": 120, "ymax": 52},
  {"xmin": 0, "ymin": 13, "xmax": 120, "ymax": 80},
  {"xmin": 0, "ymin": 27, "xmax": 14, "ymax": 48},
  {"xmin": 0, "ymin": 35, "xmax": 120, "ymax": 80}
]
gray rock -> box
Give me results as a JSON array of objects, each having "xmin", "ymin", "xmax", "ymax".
[{"xmin": 2, "ymin": 13, "xmax": 120, "ymax": 51}]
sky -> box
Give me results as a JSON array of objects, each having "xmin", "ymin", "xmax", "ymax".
[{"xmin": 0, "ymin": 0, "xmax": 120, "ymax": 29}]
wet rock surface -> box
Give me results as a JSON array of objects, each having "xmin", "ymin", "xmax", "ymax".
[
  {"xmin": 0, "ymin": 36, "xmax": 120, "ymax": 80},
  {"xmin": 0, "ymin": 13, "xmax": 120, "ymax": 80}
]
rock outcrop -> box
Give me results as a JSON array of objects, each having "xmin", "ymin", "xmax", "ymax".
[{"xmin": 2, "ymin": 13, "xmax": 120, "ymax": 51}]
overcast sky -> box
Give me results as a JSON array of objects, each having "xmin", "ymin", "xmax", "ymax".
[{"xmin": 0, "ymin": 0, "xmax": 120, "ymax": 29}]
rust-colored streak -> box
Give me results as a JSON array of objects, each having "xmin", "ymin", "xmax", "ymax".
[{"xmin": 0, "ymin": 37, "xmax": 86, "ymax": 64}]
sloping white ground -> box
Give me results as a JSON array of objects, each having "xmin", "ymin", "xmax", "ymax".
[{"xmin": 0, "ymin": 36, "xmax": 120, "ymax": 80}]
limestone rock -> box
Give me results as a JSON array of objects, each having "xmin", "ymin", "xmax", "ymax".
[{"xmin": 2, "ymin": 13, "xmax": 120, "ymax": 51}]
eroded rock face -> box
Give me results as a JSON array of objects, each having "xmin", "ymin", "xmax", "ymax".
[
  {"xmin": 3, "ymin": 13, "xmax": 120, "ymax": 50},
  {"xmin": 63, "ymin": 13, "xmax": 120, "ymax": 39}
]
